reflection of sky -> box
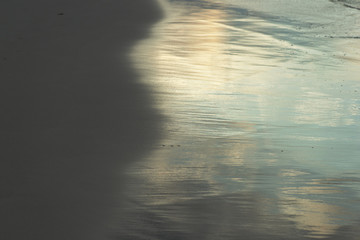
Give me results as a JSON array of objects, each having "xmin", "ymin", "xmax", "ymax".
[
  {"xmin": 136, "ymin": 2, "xmax": 360, "ymax": 137},
  {"xmin": 131, "ymin": 0, "xmax": 360, "ymax": 239}
]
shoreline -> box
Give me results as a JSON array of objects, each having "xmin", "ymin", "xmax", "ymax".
[{"xmin": 119, "ymin": 0, "xmax": 360, "ymax": 239}]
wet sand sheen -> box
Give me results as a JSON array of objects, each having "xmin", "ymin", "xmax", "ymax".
[
  {"xmin": 0, "ymin": 0, "xmax": 163, "ymax": 239},
  {"xmin": 1, "ymin": 0, "xmax": 360, "ymax": 239},
  {"xmin": 127, "ymin": 0, "xmax": 360, "ymax": 239}
]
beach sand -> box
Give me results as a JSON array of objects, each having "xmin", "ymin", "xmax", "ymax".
[
  {"xmin": 0, "ymin": 0, "xmax": 163, "ymax": 239},
  {"xmin": 1, "ymin": 0, "xmax": 360, "ymax": 239}
]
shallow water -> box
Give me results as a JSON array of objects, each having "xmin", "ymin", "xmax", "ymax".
[{"xmin": 123, "ymin": 0, "xmax": 360, "ymax": 239}]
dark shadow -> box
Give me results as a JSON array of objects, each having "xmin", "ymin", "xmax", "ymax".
[{"xmin": 0, "ymin": 0, "xmax": 163, "ymax": 239}]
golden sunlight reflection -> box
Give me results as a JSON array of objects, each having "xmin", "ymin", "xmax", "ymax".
[
  {"xmin": 280, "ymin": 196, "xmax": 341, "ymax": 238},
  {"xmin": 128, "ymin": 0, "xmax": 360, "ymax": 239},
  {"xmin": 128, "ymin": 136, "xmax": 256, "ymax": 206},
  {"xmin": 279, "ymin": 175, "xmax": 355, "ymax": 238},
  {"xmin": 133, "ymin": 2, "xmax": 360, "ymax": 140}
]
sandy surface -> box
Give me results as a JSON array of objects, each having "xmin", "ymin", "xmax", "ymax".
[
  {"xmin": 1, "ymin": 0, "xmax": 360, "ymax": 239},
  {"xmin": 0, "ymin": 1, "xmax": 163, "ymax": 239}
]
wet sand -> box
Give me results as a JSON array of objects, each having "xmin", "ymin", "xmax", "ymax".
[
  {"xmin": 1, "ymin": 0, "xmax": 360, "ymax": 239},
  {"xmin": 124, "ymin": 0, "xmax": 360, "ymax": 239},
  {"xmin": 0, "ymin": 0, "xmax": 163, "ymax": 239}
]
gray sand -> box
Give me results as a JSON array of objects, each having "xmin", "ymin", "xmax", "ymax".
[{"xmin": 0, "ymin": 0, "xmax": 163, "ymax": 239}]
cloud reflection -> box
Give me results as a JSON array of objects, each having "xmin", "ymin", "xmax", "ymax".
[{"xmin": 129, "ymin": 0, "xmax": 360, "ymax": 239}]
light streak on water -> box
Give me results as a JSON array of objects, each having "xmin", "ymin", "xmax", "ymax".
[{"xmin": 125, "ymin": 0, "xmax": 360, "ymax": 239}]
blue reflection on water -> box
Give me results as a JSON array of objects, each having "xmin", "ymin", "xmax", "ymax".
[{"xmin": 125, "ymin": 0, "xmax": 360, "ymax": 239}]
